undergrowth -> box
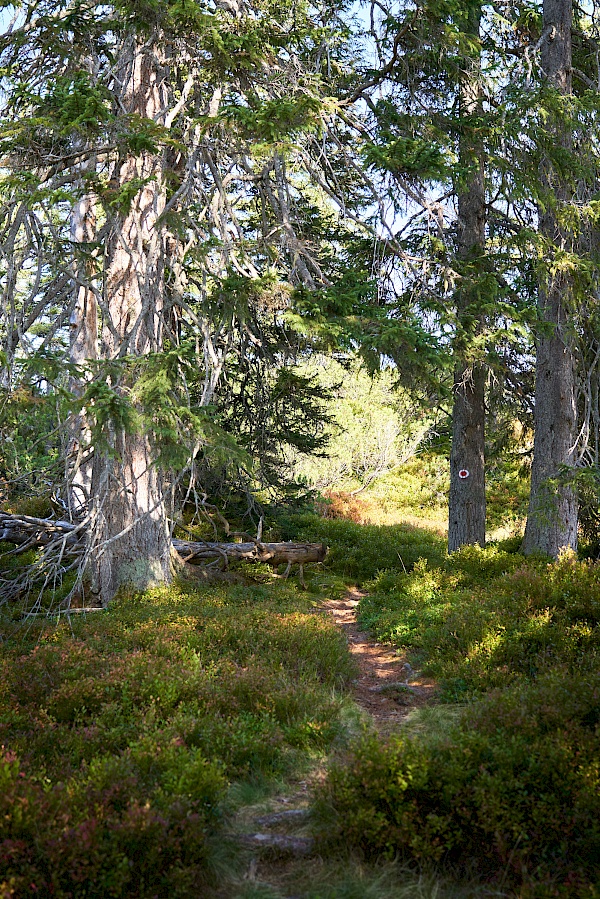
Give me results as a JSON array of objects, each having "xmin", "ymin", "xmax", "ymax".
[
  {"xmin": 314, "ymin": 537, "xmax": 600, "ymax": 897},
  {"xmin": 317, "ymin": 669, "xmax": 600, "ymax": 897},
  {"xmin": 358, "ymin": 546, "xmax": 600, "ymax": 699},
  {"xmin": 277, "ymin": 509, "xmax": 446, "ymax": 585},
  {"xmin": 2, "ymin": 456, "xmax": 598, "ymax": 898},
  {"xmin": 0, "ymin": 578, "xmax": 356, "ymax": 897}
]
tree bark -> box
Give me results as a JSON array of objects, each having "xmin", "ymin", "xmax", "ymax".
[
  {"xmin": 68, "ymin": 193, "xmax": 97, "ymax": 516},
  {"xmin": 447, "ymin": 4, "xmax": 487, "ymax": 553},
  {"xmin": 89, "ymin": 38, "xmax": 174, "ymax": 605},
  {"xmin": 522, "ymin": 0, "xmax": 578, "ymax": 557},
  {"xmin": 0, "ymin": 511, "xmax": 326, "ymax": 570},
  {"xmin": 448, "ymin": 364, "xmax": 486, "ymax": 553}
]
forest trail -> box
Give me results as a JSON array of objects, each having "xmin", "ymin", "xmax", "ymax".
[
  {"xmin": 224, "ymin": 590, "xmax": 438, "ymax": 896},
  {"xmin": 322, "ymin": 588, "xmax": 437, "ymax": 732}
]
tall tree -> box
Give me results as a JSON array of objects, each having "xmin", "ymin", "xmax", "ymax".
[
  {"xmin": 353, "ymin": 0, "xmax": 514, "ymax": 551},
  {"xmin": 0, "ymin": 0, "xmax": 373, "ymax": 604},
  {"xmin": 87, "ymin": 37, "xmax": 174, "ymax": 605},
  {"xmin": 447, "ymin": 1, "xmax": 486, "ymax": 552},
  {"xmin": 522, "ymin": 0, "xmax": 578, "ymax": 556}
]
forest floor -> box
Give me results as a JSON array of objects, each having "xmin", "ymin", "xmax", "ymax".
[
  {"xmin": 2, "ymin": 474, "xmax": 599, "ymax": 898},
  {"xmin": 222, "ymin": 591, "xmax": 440, "ymax": 899},
  {"xmin": 322, "ymin": 588, "xmax": 437, "ymax": 732}
]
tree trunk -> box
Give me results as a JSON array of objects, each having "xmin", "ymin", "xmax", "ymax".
[
  {"xmin": 172, "ymin": 539, "xmax": 327, "ymax": 566},
  {"xmin": 522, "ymin": 0, "xmax": 578, "ymax": 557},
  {"xmin": 0, "ymin": 511, "xmax": 326, "ymax": 570},
  {"xmin": 448, "ymin": 363, "xmax": 486, "ymax": 553},
  {"xmin": 68, "ymin": 193, "xmax": 97, "ymax": 516},
  {"xmin": 447, "ymin": 4, "xmax": 486, "ymax": 553},
  {"xmin": 89, "ymin": 38, "xmax": 174, "ymax": 605}
]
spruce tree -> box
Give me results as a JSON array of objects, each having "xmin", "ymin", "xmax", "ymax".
[
  {"xmin": 0, "ymin": 0, "xmax": 371, "ymax": 603},
  {"xmin": 448, "ymin": 0, "xmax": 486, "ymax": 552},
  {"xmin": 522, "ymin": 0, "xmax": 578, "ymax": 556}
]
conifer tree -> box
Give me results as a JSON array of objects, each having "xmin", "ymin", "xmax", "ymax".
[
  {"xmin": 0, "ymin": 0, "xmax": 371, "ymax": 603},
  {"xmin": 522, "ymin": 0, "xmax": 578, "ymax": 556},
  {"xmin": 87, "ymin": 35, "xmax": 174, "ymax": 603},
  {"xmin": 447, "ymin": 0, "xmax": 486, "ymax": 552},
  {"xmin": 355, "ymin": 0, "xmax": 513, "ymax": 552}
]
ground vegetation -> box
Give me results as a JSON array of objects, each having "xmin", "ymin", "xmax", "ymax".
[{"xmin": 2, "ymin": 0, "xmax": 600, "ymax": 895}]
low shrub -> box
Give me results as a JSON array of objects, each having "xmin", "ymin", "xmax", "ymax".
[
  {"xmin": 364, "ymin": 457, "xmax": 450, "ymax": 519},
  {"xmin": 358, "ymin": 548, "xmax": 600, "ymax": 698},
  {"xmin": 0, "ymin": 745, "xmax": 225, "ymax": 898},
  {"xmin": 317, "ymin": 669, "xmax": 600, "ymax": 896},
  {"xmin": 277, "ymin": 510, "xmax": 445, "ymax": 584},
  {"xmin": 315, "ymin": 491, "xmax": 377, "ymax": 525},
  {"xmin": 0, "ymin": 578, "xmax": 356, "ymax": 896}
]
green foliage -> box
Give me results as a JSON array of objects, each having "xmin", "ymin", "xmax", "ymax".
[
  {"xmin": 0, "ymin": 385, "xmax": 61, "ymax": 484},
  {"xmin": 215, "ymin": 362, "xmax": 332, "ymax": 491},
  {"xmin": 291, "ymin": 273, "xmax": 377, "ymax": 326},
  {"xmin": 121, "ymin": 115, "xmax": 172, "ymax": 156},
  {"xmin": 79, "ymin": 373, "xmax": 141, "ymax": 449},
  {"xmin": 316, "ymin": 668, "xmax": 600, "ymax": 895},
  {"xmin": 291, "ymin": 458, "xmax": 600, "ymax": 896},
  {"xmin": 222, "ymin": 95, "xmax": 329, "ymax": 143},
  {"xmin": 291, "ymin": 358, "xmax": 434, "ymax": 491},
  {"xmin": 358, "ymin": 547, "xmax": 600, "ymax": 699},
  {"xmin": 484, "ymin": 451, "xmax": 531, "ymax": 534},
  {"xmin": 0, "ymin": 577, "xmax": 356, "ymax": 895},
  {"xmin": 38, "ymin": 72, "xmax": 111, "ymax": 135},
  {"xmin": 64, "ymin": 349, "xmax": 253, "ymax": 474},
  {"xmin": 321, "ymin": 542, "xmax": 600, "ymax": 889},
  {"xmin": 131, "ymin": 346, "xmax": 240, "ymax": 472},
  {"xmin": 364, "ymin": 98, "xmax": 449, "ymax": 180},
  {"xmin": 360, "ymin": 456, "xmax": 450, "ymax": 524},
  {"xmin": 285, "ymin": 274, "xmax": 394, "ymax": 363},
  {"xmin": 364, "ymin": 136, "xmax": 447, "ymax": 180},
  {"xmin": 0, "ymin": 743, "xmax": 224, "ymax": 898},
  {"xmin": 553, "ymin": 466, "xmax": 600, "ymax": 551},
  {"xmin": 276, "ymin": 508, "xmax": 445, "ymax": 584},
  {"xmin": 103, "ymin": 175, "xmax": 151, "ymax": 214}
]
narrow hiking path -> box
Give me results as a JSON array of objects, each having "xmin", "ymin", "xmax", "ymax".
[
  {"xmin": 222, "ymin": 589, "xmax": 438, "ymax": 897},
  {"xmin": 322, "ymin": 588, "xmax": 437, "ymax": 732}
]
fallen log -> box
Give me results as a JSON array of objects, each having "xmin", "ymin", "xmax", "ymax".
[
  {"xmin": 0, "ymin": 511, "xmax": 80, "ymax": 553},
  {"xmin": 171, "ymin": 538, "xmax": 327, "ymax": 567},
  {"xmin": 0, "ymin": 511, "xmax": 327, "ymax": 571}
]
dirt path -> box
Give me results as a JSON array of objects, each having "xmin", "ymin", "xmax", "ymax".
[
  {"xmin": 222, "ymin": 589, "xmax": 438, "ymax": 896},
  {"xmin": 322, "ymin": 588, "xmax": 436, "ymax": 731}
]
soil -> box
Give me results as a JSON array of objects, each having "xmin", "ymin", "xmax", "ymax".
[
  {"xmin": 322, "ymin": 588, "xmax": 437, "ymax": 731},
  {"xmin": 223, "ymin": 589, "xmax": 438, "ymax": 896}
]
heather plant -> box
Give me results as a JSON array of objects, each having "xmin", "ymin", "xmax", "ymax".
[
  {"xmin": 0, "ymin": 578, "xmax": 356, "ymax": 896},
  {"xmin": 316, "ymin": 668, "xmax": 600, "ymax": 896},
  {"xmin": 357, "ymin": 547, "xmax": 600, "ymax": 698},
  {"xmin": 0, "ymin": 743, "xmax": 225, "ymax": 897}
]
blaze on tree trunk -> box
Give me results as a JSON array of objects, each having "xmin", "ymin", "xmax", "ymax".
[
  {"xmin": 447, "ymin": 3, "xmax": 486, "ymax": 554},
  {"xmin": 522, "ymin": 0, "xmax": 578, "ymax": 557},
  {"xmin": 89, "ymin": 38, "xmax": 174, "ymax": 606}
]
